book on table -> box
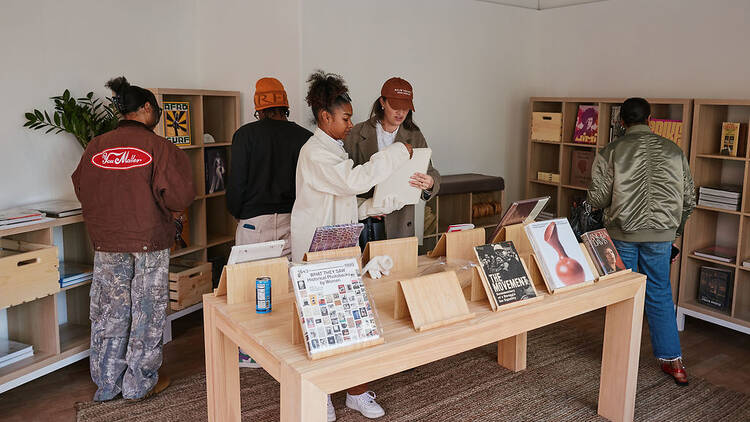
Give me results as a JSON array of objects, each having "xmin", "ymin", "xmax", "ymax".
[
  {"xmin": 0, "ymin": 339, "xmax": 33, "ymax": 369},
  {"xmin": 581, "ymin": 228, "xmax": 626, "ymax": 276},
  {"xmin": 474, "ymin": 242, "xmax": 538, "ymax": 310},
  {"xmin": 488, "ymin": 196, "xmax": 550, "ymax": 241},
  {"xmin": 308, "ymin": 223, "xmax": 364, "ymax": 253},
  {"xmin": 227, "ymin": 240, "xmax": 285, "ymax": 265},
  {"xmin": 693, "ymin": 246, "xmax": 736, "ymax": 263},
  {"xmin": 697, "ymin": 266, "xmax": 733, "ymax": 311},
  {"xmin": 525, "ymin": 218, "xmax": 595, "ymax": 291},
  {"xmin": 25, "ymin": 199, "xmax": 81, "ymax": 218},
  {"xmin": 290, "ymin": 258, "xmax": 381, "ymax": 358}
]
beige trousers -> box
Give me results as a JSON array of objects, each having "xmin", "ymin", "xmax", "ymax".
[{"xmin": 235, "ymin": 213, "xmax": 291, "ymax": 257}]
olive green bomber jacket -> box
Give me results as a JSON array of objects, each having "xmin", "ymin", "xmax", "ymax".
[{"xmin": 587, "ymin": 124, "xmax": 696, "ymax": 242}]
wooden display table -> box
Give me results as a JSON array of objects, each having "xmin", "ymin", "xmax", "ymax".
[{"xmin": 203, "ymin": 256, "xmax": 646, "ymax": 422}]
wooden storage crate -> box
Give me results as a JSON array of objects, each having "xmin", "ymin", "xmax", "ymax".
[
  {"xmin": 531, "ymin": 112, "xmax": 562, "ymax": 142},
  {"xmin": 0, "ymin": 239, "xmax": 59, "ymax": 309},
  {"xmin": 169, "ymin": 262, "xmax": 212, "ymax": 311}
]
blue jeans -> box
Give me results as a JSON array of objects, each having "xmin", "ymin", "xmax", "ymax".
[{"xmin": 612, "ymin": 240, "xmax": 681, "ymax": 359}]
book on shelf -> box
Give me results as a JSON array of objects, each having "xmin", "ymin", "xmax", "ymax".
[
  {"xmin": 0, "ymin": 339, "xmax": 33, "ymax": 369},
  {"xmin": 698, "ymin": 192, "xmax": 740, "ymax": 205},
  {"xmin": 698, "ymin": 185, "xmax": 742, "ymax": 199},
  {"xmin": 609, "ymin": 105, "xmax": 626, "ymax": 143},
  {"xmin": 525, "ymin": 218, "xmax": 595, "ymax": 291},
  {"xmin": 290, "ymin": 258, "xmax": 381, "ymax": 359},
  {"xmin": 693, "ymin": 246, "xmax": 736, "ymax": 263},
  {"xmin": 581, "ymin": 228, "xmax": 626, "ymax": 276},
  {"xmin": 697, "ymin": 266, "xmax": 733, "ymax": 311},
  {"xmin": 308, "ymin": 223, "xmax": 364, "ymax": 253},
  {"xmin": 573, "ymin": 105, "xmax": 599, "ymax": 145},
  {"xmin": 697, "ymin": 199, "xmax": 740, "ymax": 211},
  {"xmin": 205, "ymin": 148, "xmax": 227, "ymax": 194},
  {"xmin": 743, "ymin": 259, "xmax": 750, "ymax": 269},
  {"xmin": 569, "ymin": 150, "xmax": 595, "ymax": 187},
  {"xmin": 25, "ymin": 199, "xmax": 81, "ymax": 218},
  {"xmin": 474, "ymin": 242, "xmax": 538, "ymax": 310},
  {"xmin": 648, "ymin": 118, "xmax": 682, "ymax": 146},
  {"xmin": 163, "ymin": 101, "xmax": 191, "ymax": 145},
  {"xmin": 719, "ymin": 122, "xmax": 740, "ymax": 157},
  {"xmin": 0, "ymin": 207, "xmax": 45, "ymax": 226},
  {"xmin": 59, "ymin": 262, "xmax": 94, "ymax": 287}
]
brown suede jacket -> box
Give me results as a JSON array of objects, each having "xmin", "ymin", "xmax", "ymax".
[{"xmin": 72, "ymin": 120, "xmax": 195, "ymax": 253}]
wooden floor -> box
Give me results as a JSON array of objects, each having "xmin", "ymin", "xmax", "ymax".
[{"xmin": 1, "ymin": 310, "xmax": 748, "ymax": 422}]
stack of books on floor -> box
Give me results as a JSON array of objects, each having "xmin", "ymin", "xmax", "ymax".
[
  {"xmin": 693, "ymin": 246, "xmax": 736, "ymax": 263},
  {"xmin": 0, "ymin": 339, "xmax": 33, "ymax": 369},
  {"xmin": 27, "ymin": 199, "xmax": 82, "ymax": 218},
  {"xmin": 698, "ymin": 185, "xmax": 741, "ymax": 211},
  {"xmin": 59, "ymin": 262, "xmax": 94, "ymax": 288},
  {"xmin": 0, "ymin": 207, "xmax": 45, "ymax": 227}
]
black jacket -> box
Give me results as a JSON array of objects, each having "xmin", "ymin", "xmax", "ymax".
[{"xmin": 226, "ymin": 119, "xmax": 312, "ymax": 219}]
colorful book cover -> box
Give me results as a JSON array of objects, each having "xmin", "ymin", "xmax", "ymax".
[
  {"xmin": 609, "ymin": 105, "xmax": 626, "ymax": 143},
  {"xmin": 581, "ymin": 228, "xmax": 626, "ymax": 276},
  {"xmin": 525, "ymin": 218, "xmax": 595, "ymax": 291},
  {"xmin": 308, "ymin": 223, "xmax": 364, "ymax": 252},
  {"xmin": 489, "ymin": 196, "xmax": 550, "ymax": 242},
  {"xmin": 163, "ymin": 101, "xmax": 191, "ymax": 145},
  {"xmin": 569, "ymin": 150, "xmax": 595, "ymax": 187},
  {"xmin": 573, "ymin": 105, "xmax": 599, "ymax": 145},
  {"xmin": 719, "ymin": 122, "xmax": 740, "ymax": 156},
  {"xmin": 205, "ymin": 149, "xmax": 227, "ymax": 194},
  {"xmin": 697, "ymin": 266, "xmax": 733, "ymax": 311},
  {"xmin": 290, "ymin": 258, "xmax": 381, "ymax": 358},
  {"xmin": 648, "ymin": 118, "xmax": 682, "ymax": 146},
  {"xmin": 474, "ymin": 242, "xmax": 537, "ymax": 309}
]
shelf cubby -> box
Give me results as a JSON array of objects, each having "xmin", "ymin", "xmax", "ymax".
[
  {"xmin": 733, "ymin": 271, "xmax": 750, "ymax": 322},
  {"xmin": 203, "ymin": 95, "xmax": 239, "ymax": 144}
]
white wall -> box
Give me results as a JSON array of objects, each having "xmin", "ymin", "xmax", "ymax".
[
  {"xmin": 532, "ymin": 0, "xmax": 750, "ymax": 99},
  {"xmin": 0, "ymin": 0, "xmax": 198, "ymax": 210},
  {"xmin": 301, "ymin": 0, "xmax": 536, "ymax": 203}
]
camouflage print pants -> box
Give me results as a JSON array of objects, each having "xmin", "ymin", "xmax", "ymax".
[{"xmin": 89, "ymin": 249, "xmax": 170, "ymax": 401}]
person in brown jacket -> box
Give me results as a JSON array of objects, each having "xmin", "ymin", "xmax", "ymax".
[
  {"xmin": 72, "ymin": 76, "xmax": 195, "ymax": 402},
  {"xmin": 344, "ymin": 77, "xmax": 440, "ymax": 245}
]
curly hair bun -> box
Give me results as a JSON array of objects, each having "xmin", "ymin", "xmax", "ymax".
[
  {"xmin": 305, "ymin": 70, "xmax": 350, "ymax": 122},
  {"xmin": 105, "ymin": 76, "xmax": 130, "ymax": 97}
]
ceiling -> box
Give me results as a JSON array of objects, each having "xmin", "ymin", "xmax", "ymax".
[{"xmin": 474, "ymin": 0, "xmax": 609, "ymax": 10}]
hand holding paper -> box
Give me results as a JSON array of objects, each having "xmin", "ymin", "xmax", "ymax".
[{"xmin": 358, "ymin": 195, "xmax": 406, "ymax": 219}]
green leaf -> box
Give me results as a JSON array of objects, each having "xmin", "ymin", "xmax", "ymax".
[
  {"xmin": 45, "ymin": 127, "xmax": 56, "ymax": 134},
  {"xmin": 25, "ymin": 112, "xmax": 36, "ymax": 121},
  {"xmin": 63, "ymin": 90, "xmax": 70, "ymax": 101},
  {"xmin": 53, "ymin": 112, "xmax": 61, "ymax": 126},
  {"xmin": 34, "ymin": 109, "xmax": 44, "ymax": 120},
  {"xmin": 44, "ymin": 110, "xmax": 51, "ymax": 122}
]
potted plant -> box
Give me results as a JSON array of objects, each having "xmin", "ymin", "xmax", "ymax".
[{"xmin": 23, "ymin": 90, "xmax": 119, "ymax": 149}]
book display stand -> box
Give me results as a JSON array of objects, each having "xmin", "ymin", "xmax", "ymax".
[
  {"xmin": 393, "ymin": 271, "xmax": 475, "ymax": 331},
  {"xmin": 215, "ymin": 257, "xmax": 290, "ymax": 305},
  {"xmin": 427, "ymin": 228, "xmax": 486, "ymax": 300},
  {"xmin": 362, "ymin": 237, "xmax": 418, "ymax": 274},
  {"xmin": 304, "ymin": 246, "xmax": 362, "ymax": 268}
]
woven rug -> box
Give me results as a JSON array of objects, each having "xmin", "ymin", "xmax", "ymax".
[{"xmin": 76, "ymin": 321, "xmax": 750, "ymax": 422}]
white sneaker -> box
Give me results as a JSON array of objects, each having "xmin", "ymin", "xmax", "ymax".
[
  {"xmin": 327, "ymin": 394, "xmax": 336, "ymax": 422},
  {"xmin": 345, "ymin": 391, "xmax": 385, "ymax": 419},
  {"xmin": 238, "ymin": 350, "xmax": 261, "ymax": 368}
]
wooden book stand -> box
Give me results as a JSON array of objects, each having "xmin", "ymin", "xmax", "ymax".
[
  {"xmin": 215, "ymin": 257, "xmax": 290, "ymax": 305},
  {"xmin": 394, "ymin": 271, "xmax": 475, "ymax": 332},
  {"xmin": 362, "ymin": 237, "xmax": 418, "ymax": 274}
]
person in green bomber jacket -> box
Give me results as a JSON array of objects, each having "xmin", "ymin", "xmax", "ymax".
[{"xmin": 588, "ymin": 97, "xmax": 695, "ymax": 386}]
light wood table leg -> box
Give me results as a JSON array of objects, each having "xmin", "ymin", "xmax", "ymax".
[
  {"xmin": 204, "ymin": 302, "xmax": 241, "ymax": 422},
  {"xmin": 498, "ymin": 332, "xmax": 527, "ymax": 372},
  {"xmin": 598, "ymin": 284, "xmax": 645, "ymax": 422},
  {"xmin": 281, "ymin": 363, "xmax": 327, "ymax": 422}
]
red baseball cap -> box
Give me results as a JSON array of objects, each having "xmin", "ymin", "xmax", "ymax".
[{"xmin": 381, "ymin": 77, "xmax": 414, "ymax": 112}]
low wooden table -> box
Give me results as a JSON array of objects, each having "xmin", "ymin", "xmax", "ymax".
[{"xmin": 203, "ymin": 257, "xmax": 646, "ymax": 422}]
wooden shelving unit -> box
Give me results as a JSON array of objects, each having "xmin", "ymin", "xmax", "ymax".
[
  {"xmin": 0, "ymin": 88, "xmax": 241, "ymax": 394},
  {"xmin": 526, "ymin": 97, "xmax": 693, "ymax": 302},
  {"xmin": 677, "ymin": 99, "xmax": 750, "ymax": 335}
]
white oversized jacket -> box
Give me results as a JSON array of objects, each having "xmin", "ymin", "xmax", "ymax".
[{"xmin": 290, "ymin": 127, "xmax": 409, "ymax": 262}]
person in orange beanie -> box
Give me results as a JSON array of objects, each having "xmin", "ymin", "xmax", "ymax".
[{"xmin": 226, "ymin": 77, "xmax": 312, "ymax": 367}]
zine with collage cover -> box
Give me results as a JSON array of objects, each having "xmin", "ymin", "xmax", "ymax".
[{"xmin": 290, "ymin": 258, "xmax": 381, "ymax": 358}]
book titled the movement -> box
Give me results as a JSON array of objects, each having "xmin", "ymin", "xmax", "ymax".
[
  {"xmin": 290, "ymin": 258, "xmax": 382, "ymax": 359},
  {"xmin": 525, "ymin": 218, "xmax": 595, "ymax": 291},
  {"xmin": 474, "ymin": 242, "xmax": 538, "ymax": 310},
  {"xmin": 649, "ymin": 118, "xmax": 682, "ymax": 146},
  {"xmin": 581, "ymin": 228, "xmax": 626, "ymax": 276},
  {"xmin": 573, "ymin": 105, "xmax": 599, "ymax": 144}
]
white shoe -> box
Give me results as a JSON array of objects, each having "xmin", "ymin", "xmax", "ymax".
[
  {"xmin": 238, "ymin": 350, "xmax": 261, "ymax": 368},
  {"xmin": 327, "ymin": 394, "xmax": 336, "ymax": 422},
  {"xmin": 345, "ymin": 391, "xmax": 385, "ymax": 419}
]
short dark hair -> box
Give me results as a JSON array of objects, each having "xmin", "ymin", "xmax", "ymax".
[
  {"xmin": 105, "ymin": 76, "xmax": 158, "ymax": 116},
  {"xmin": 305, "ymin": 70, "xmax": 351, "ymax": 123},
  {"xmin": 620, "ymin": 97, "xmax": 650, "ymax": 125},
  {"xmin": 369, "ymin": 97, "xmax": 420, "ymax": 131}
]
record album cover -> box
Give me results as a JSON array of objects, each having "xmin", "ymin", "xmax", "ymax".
[
  {"xmin": 163, "ymin": 101, "xmax": 191, "ymax": 145},
  {"xmin": 573, "ymin": 105, "xmax": 599, "ymax": 145}
]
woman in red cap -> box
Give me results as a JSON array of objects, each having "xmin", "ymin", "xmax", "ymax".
[{"xmin": 344, "ymin": 77, "xmax": 440, "ymax": 245}]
